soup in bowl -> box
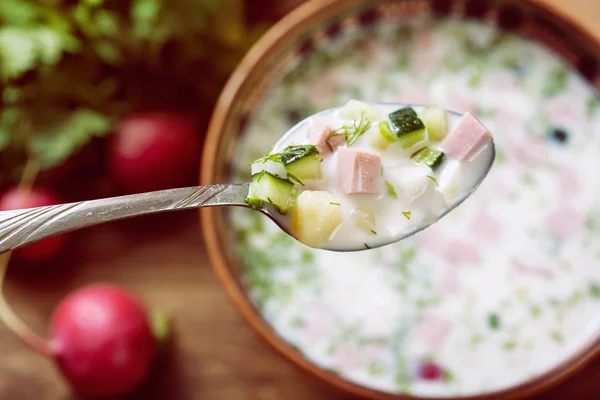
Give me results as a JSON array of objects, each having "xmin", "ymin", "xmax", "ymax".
[{"xmin": 201, "ymin": 0, "xmax": 600, "ymax": 398}]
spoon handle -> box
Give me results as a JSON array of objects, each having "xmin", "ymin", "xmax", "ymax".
[{"xmin": 0, "ymin": 183, "xmax": 250, "ymax": 255}]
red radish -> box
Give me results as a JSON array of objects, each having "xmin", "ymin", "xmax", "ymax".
[
  {"xmin": 106, "ymin": 112, "xmax": 201, "ymax": 194},
  {"xmin": 416, "ymin": 361, "xmax": 444, "ymax": 381},
  {"xmin": 49, "ymin": 284, "xmax": 158, "ymax": 399},
  {"xmin": 0, "ymin": 186, "xmax": 67, "ymax": 263}
]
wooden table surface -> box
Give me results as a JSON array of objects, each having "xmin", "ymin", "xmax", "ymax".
[{"xmin": 2, "ymin": 1, "xmax": 600, "ymax": 399}]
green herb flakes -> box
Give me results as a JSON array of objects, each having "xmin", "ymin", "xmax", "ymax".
[
  {"xmin": 442, "ymin": 370, "xmax": 454, "ymax": 383},
  {"xmin": 502, "ymin": 340, "xmax": 517, "ymax": 350},
  {"xmin": 330, "ymin": 202, "xmax": 341, "ymax": 206},
  {"xmin": 488, "ymin": 313, "xmax": 501, "ymax": 330},
  {"xmin": 330, "ymin": 112, "xmax": 372, "ymax": 146},
  {"xmin": 385, "ymin": 181, "xmax": 398, "ymax": 199},
  {"xmin": 367, "ymin": 362, "xmax": 385, "ymax": 377},
  {"xmin": 427, "ymin": 175, "xmax": 439, "ymax": 186},
  {"xmin": 589, "ymin": 283, "xmax": 600, "ymax": 299},
  {"xmin": 402, "ymin": 211, "xmax": 411, "ymax": 220},
  {"xmin": 550, "ymin": 331, "xmax": 564, "ymax": 343},
  {"xmin": 542, "ymin": 67, "xmax": 567, "ymax": 98}
]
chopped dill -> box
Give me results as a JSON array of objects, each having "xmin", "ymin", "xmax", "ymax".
[
  {"xmin": 427, "ymin": 175, "xmax": 439, "ymax": 186},
  {"xmin": 402, "ymin": 211, "xmax": 411, "ymax": 220},
  {"xmin": 254, "ymin": 144, "xmax": 319, "ymax": 165},
  {"xmin": 364, "ymin": 243, "xmax": 371, "ymax": 249},
  {"xmin": 330, "ymin": 202, "xmax": 341, "ymax": 206},
  {"xmin": 286, "ymin": 172, "xmax": 305, "ymax": 186},
  {"xmin": 385, "ymin": 181, "xmax": 398, "ymax": 199},
  {"xmin": 370, "ymin": 229, "xmax": 377, "ymax": 235},
  {"xmin": 327, "ymin": 111, "xmax": 372, "ymax": 147}
]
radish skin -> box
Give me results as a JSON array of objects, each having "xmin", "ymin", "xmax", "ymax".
[{"xmin": 49, "ymin": 284, "xmax": 158, "ymax": 399}]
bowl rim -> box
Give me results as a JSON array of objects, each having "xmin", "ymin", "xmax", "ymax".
[{"xmin": 200, "ymin": 0, "xmax": 600, "ymax": 399}]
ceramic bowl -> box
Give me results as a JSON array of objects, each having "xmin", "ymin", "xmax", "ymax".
[{"xmin": 201, "ymin": 0, "xmax": 600, "ymax": 398}]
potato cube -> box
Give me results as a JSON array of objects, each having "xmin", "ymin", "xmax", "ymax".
[{"xmin": 291, "ymin": 190, "xmax": 343, "ymax": 247}]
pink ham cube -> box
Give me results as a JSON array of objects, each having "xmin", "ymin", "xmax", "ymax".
[
  {"xmin": 337, "ymin": 148, "xmax": 382, "ymax": 194},
  {"xmin": 309, "ymin": 121, "xmax": 345, "ymax": 155},
  {"xmin": 441, "ymin": 112, "xmax": 492, "ymax": 161}
]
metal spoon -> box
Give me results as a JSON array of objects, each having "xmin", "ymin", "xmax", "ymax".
[{"xmin": 0, "ymin": 103, "xmax": 495, "ymax": 254}]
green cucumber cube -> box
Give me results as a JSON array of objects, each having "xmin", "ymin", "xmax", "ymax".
[
  {"xmin": 389, "ymin": 107, "xmax": 427, "ymax": 149},
  {"xmin": 411, "ymin": 147, "xmax": 446, "ymax": 170},
  {"xmin": 420, "ymin": 106, "xmax": 448, "ymax": 142},
  {"xmin": 246, "ymin": 171, "xmax": 295, "ymax": 212},
  {"xmin": 284, "ymin": 152, "xmax": 323, "ymax": 180},
  {"xmin": 370, "ymin": 121, "xmax": 396, "ymax": 150}
]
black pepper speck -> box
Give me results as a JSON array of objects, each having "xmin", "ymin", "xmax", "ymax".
[{"xmin": 550, "ymin": 128, "xmax": 569, "ymax": 144}]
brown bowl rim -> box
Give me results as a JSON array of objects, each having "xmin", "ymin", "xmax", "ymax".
[{"xmin": 200, "ymin": 0, "xmax": 600, "ymax": 399}]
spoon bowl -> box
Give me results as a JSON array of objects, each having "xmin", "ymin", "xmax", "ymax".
[
  {"xmin": 254, "ymin": 101, "xmax": 496, "ymax": 251},
  {"xmin": 0, "ymin": 103, "xmax": 494, "ymax": 255}
]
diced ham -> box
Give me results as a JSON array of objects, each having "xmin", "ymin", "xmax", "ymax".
[
  {"xmin": 309, "ymin": 123, "xmax": 345, "ymax": 155},
  {"xmin": 336, "ymin": 148, "xmax": 382, "ymax": 194},
  {"xmin": 411, "ymin": 315, "xmax": 453, "ymax": 348},
  {"xmin": 441, "ymin": 112, "xmax": 492, "ymax": 161},
  {"xmin": 331, "ymin": 345, "xmax": 360, "ymax": 370},
  {"xmin": 440, "ymin": 266, "xmax": 460, "ymax": 295},
  {"xmin": 470, "ymin": 212, "xmax": 502, "ymax": 241},
  {"xmin": 545, "ymin": 207, "xmax": 585, "ymax": 240},
  {"xmin": 512, "ymin": 260, "xmax": 555, "ymax": 280},
  {"xmin": 444, "ymin": 239, "xmax": 481, "ymax": 265}
]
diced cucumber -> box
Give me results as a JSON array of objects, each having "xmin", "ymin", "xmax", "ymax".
[
  {"xmin": 378, "ymin": 120, "xmax": 397, "ymax": 142},
  {"xmin": 246, "ymin": 171, "xmax": 295, "ymax": 212},
  {"xmin": 397, "ymin": 128, "xmax": 427, "ymax": 149},
  {"xmin": 340, "ymin": 99, "xmax": 381, "ymax": 122},
  {"xmin": 280, "ymin": 145, "xmax": 322, "ymax": 181},
  {"xmin": 284, "ymin": 151, "xmax": 323, "ymax": 181},
  {"xmin": 388, "ymin": 107, "xmax": 427, "ymax": 149},
  {"xmin": 389, "ymin": 107, "xmax": 418, "ymax": 120},
  {"xmin": 420, "ymin": 106, "xmax": 448, "ymax": 142},
  {"xmin": 411, "ymin": 147, "xmax": 446, "ymax": 170},
  {"xmin": 370, "ymin": 121, "xmax": 395, "ymax": 150}
]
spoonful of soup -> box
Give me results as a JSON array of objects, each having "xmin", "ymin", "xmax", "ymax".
[
  {"xmin": 0, "ymin": 100, "xmax": 494, "ymax": 254},
  {"xmin": 245, "ymin": 100, "xmax": 495, "ymax": 251}
]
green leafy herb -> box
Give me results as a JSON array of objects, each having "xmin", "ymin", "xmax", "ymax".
[
  {"xmin": 542, "ymin": 67, "xmax": 567, "ymax": 98},
  {"xmin": 551, "ymin": 331, "xmax": 564, "ymax": 343},
  {"xmin": 589, "ymin": 283, "xmax": 600, "ymax": 298},
  {"xmin": 402, "ymin": 211, "xmax": 411, "ymax": 220},
  {"xmin": 587, "ymin": 96, "xmax": 599, "ymax": 116},
  {"xmin": 385, "ymin": 181, "xmax": 398, "ymax": 199},
  {"xmin": 0, "ymin": 0, "xmax": 264, "ymax": 185},
  {"xmin": 468, "ymin": 64, "xmax": 484, "ymax": 88},
  {"xmin": 290, "ymin": 317, "xmax": 306, "ymax": 328},
  {"xmin": 427, "ymin": 175, "xmax": 439, "ymax": 186},
  {"xmin": 329, "ymin": 111, "xmax": 372, "ymax": 146},
  {"xmin": 370, "ymin": 229, "xmax": 377, "ymax": 235},
  {"xmin": 488, "ymin": 313, "xmax": 501, "ymax": 330},
  {"xmin": 367, "ymin": 362, "xmax": 385, "ymax": 377},
  {"xmin": 330, "ymin": 202, "xmax": 341, "ymax": 206},
  {"xmin": 364, "ymin": 243, "xmax": 371, "ymax": 249},
  {"xmin": 255, "ymin": 144, "xmax": 319, "ymax": 165},
  {"xmin": 30, "ymin": 108, "xmax": 113, "ymax": 169},
  {"xmin": 503, "ymin": 340, "xmax": 517, "ymax": 350},
  {"xmin": 470, "ymin": 333, "xmax": 484, "ymax": 347},
  {"xmin": 442, "ymin": 370, "xmax": 454, "ymax": 383}
]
